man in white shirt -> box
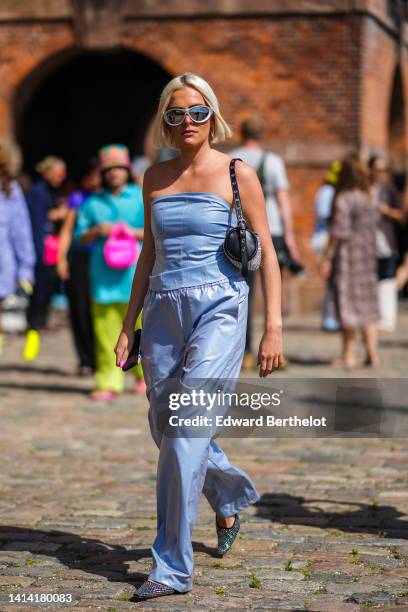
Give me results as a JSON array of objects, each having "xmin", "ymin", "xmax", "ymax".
[{"xmin": 230, "ymin": 117, "xmax": 302, "ymax": 369}]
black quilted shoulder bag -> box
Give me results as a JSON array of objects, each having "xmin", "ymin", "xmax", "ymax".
[{"xmin": 223, "ymin": 158, "xmax": 262, "ymax": 277}]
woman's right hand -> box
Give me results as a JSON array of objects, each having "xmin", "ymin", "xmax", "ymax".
[{"xmin": 114, "ymin": 327, "xmax": 134, "ymax": 368}]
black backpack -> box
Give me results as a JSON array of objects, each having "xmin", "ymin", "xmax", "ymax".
[{"xmin": 256, "ymin": 151, "xmax": 268, "ymax": 196}]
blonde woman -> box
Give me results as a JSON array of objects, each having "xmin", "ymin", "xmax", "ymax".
[{"xmin": 115, "ymin": 73, "xmax": 283, "ymax": 599}]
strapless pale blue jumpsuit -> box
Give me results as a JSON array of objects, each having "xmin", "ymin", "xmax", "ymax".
[{"xmin": 139, "ymin": 192, "xmax": 260, "ymax": 592}]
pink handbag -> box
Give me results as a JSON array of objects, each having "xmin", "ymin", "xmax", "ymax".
[
  {"xmin": 43, "ymin": 234, "xmax": 60, "ymax": 266},
  {"xmin": 103, "ymin": 224, "xmax": 139, "ymax": 269}
]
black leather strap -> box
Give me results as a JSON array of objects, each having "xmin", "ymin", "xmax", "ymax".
[{"xmin": 229, "ymin": 158, "xmax": 248, "ymax": 276}]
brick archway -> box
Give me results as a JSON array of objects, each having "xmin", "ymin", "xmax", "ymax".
[{"xmin": 13, "ymin": 46, "xmax": 172, "ymax": 179}]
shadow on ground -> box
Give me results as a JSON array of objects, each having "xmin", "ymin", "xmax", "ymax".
[
  {"xmin": 0, "ymin": 526, "xmax": 218, "ymax": 590},
  {"xmin": 255, "ymin": 493, "xmax": 408, "ymax": 539}
]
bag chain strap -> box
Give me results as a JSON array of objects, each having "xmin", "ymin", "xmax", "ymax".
[{"xmin": 229, "ymin": 158, "xmax": 249, "ymax": 275}]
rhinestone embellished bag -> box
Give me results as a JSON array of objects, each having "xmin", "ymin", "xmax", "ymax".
[{"xmin": 223, "ymin": 158, "xmax": 262, "ymax": 278}]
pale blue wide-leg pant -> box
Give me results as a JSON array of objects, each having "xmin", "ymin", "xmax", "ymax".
[{"xmin": 140, "ymin": 277, "xmax": 261, "ymax": 592}]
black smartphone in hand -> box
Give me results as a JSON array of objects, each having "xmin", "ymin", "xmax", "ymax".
[{"xmin": 122, "ymin": 329, "xmax": 142, "ymax": 371}]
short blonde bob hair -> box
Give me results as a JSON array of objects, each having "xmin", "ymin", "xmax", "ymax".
[{"xmin": 152, "ymin": 72, "xmax": 232, "ymax": 149}]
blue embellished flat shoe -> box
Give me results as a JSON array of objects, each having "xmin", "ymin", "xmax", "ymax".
[
  {"xmin": 215, "ymin": 513, "xmax": 240, "ymax": 557},
  {"xmin": 135, "ymin": 579, "xmax": 176, "ymax": 599}
]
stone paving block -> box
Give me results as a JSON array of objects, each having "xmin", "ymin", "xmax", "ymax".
[
  {"xmin": 250, "ymin": 600, "xmax": 307, "ymax": 609},
  {"xmin": 306, "ymin": 602, "xmax": 359, "ymax": 611},
  {"xmin": 0, "ymin": 576, "xmax": 35, "ymax": 587}
]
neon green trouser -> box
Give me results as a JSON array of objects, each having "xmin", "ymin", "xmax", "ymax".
[{"xmin": 92, "ymin": 302, "xmax": 143, "ymax": 393}]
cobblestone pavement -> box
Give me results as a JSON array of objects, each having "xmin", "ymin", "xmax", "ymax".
[{"xmin": 0, "ymin": 304, "xmax": 407, "ymax": 611}]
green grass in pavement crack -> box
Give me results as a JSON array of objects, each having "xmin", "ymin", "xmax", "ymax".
[
  {"xmin": 389, "ymin": 545, "xmax": 401, "ymax": 559},
  {"xmin": 115, "ymin": 591, "xmax": 130, "ymax": 601},
  {"xmin": 211, "ymin": 562, "xmax": 241, "ymax": 569},
  {"xmin": 349, "ymin": 548, "xmax": 361, "ymax": 565},
  {"xmin": 248, "ymin": 572, "xmax": 261, "ymax": 588},
  {"xmin": 213, "ymin": 586, "xmax": 227, "ymax": 596},
  {"xmin": 136, "ymin": 525, "xmax": 153, "ymax": 530},
  {"xmin": 284, "ymin": 558, "xmax": 314, "ymax": 577},
  {"xmin": 297, "ymin": 560, "xmax": 314, "ymax": 577}
]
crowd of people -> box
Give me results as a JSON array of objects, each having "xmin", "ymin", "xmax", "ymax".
[
  {"xmin": 312, "ymin": 153, "xmax": 407, "ymax": 367},
  {"xmin": 0, "ymin": 143, "xmax": 145, "ymax": 400},
  {"xmin": 0, "ymin": 122, "xmax": 407, "ymax": 396}
]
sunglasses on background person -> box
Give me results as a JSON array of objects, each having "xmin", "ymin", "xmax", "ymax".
[{"xmin": 163, "ymin": 105, "xmax": 213, "ymax": 126}]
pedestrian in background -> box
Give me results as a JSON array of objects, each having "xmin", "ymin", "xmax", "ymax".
[
  {"xmin": 0, "ymin": 144, "xmax": 36, "ymax": 355},
  {"xmin": 57, "ymin": 158, "xmax": 101, "ymax": 376},
  {"xmin": 393, "ymin": 171, "xmax": 408, "ymax": 296},
  {"xmin": 23, "ymin": 155, "xmax": 68, "ymax": 361},
  {"xmin": 230, "ymin": 117, "xmax": 301, "ymax": 369},
  {"xmin": 322, "ymin": 154, "xmax": 380, "ymax": 368},
  {"xmin": 369, "ymin": 155, "xmax": 404, "ymax": 332},
  {"xmin": 312, "ymin": 160, "xmax": 342, "ymax": 332},
  {"xmin": 75, "ymin": 145, "xmax": 145, "ymax": 401}
]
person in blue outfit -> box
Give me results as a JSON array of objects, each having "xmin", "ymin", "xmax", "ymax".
[
  {"xmin": 0, "ymin": 144, "xmax": 36, "ymax": 354},
  {"xmin": 114, "ymin": 73, "xmax": 283, "ymax": 599},
  {"xmin": 312, "ymin": 160, "xmax": 342, "ymax": 332},
  {"xmin": 75, "ymin": 145, "xmax": 145, "ymax": 400}
]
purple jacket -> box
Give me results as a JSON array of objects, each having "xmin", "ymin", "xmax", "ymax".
[{"xmin": 0, "ymin": 180, "xmax": 36, "ymax": 298}]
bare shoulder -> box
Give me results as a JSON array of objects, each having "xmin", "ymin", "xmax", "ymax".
[
  {"xmin": 143, "ymin": 159, "xmax": 175, "ymax": 192},
  {"xmin": 234, "ymin": 159, "xmax": 259, "ymax": 189}
]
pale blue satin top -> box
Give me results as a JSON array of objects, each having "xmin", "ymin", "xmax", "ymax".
[{"xmin": 148, "ymin": 192, "xmax": 243, "ymax": 291}]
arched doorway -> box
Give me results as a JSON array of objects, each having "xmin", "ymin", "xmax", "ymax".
[{"xmin": 14, "ymin": 48, "xmax": 171, "ymax": 180}]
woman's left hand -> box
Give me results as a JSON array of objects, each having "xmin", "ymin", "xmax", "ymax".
[
  {"xmin": 114, "ymin": 327, "xmax": 134, "ymax": 368},
  {"xmin": 257, "ymin": 328, "xmax": 283, "ymax": 377}
]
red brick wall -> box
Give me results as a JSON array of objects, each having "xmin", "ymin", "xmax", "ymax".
[
  {"xmin": 360, "ymin": 15, "xmax": 400, "ymax": 158},
  {"xmin": 0, "ymin": 24, "xmax": 74, "ymax": 142},
  {"xmin": 122, "ymin": 16, "xmax": 362, "ymax": 147}
]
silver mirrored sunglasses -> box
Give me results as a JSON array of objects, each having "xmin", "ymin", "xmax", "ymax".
[{"xmin": 163, "ymin": 105, "xmax": 213, "ymax": 126}]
